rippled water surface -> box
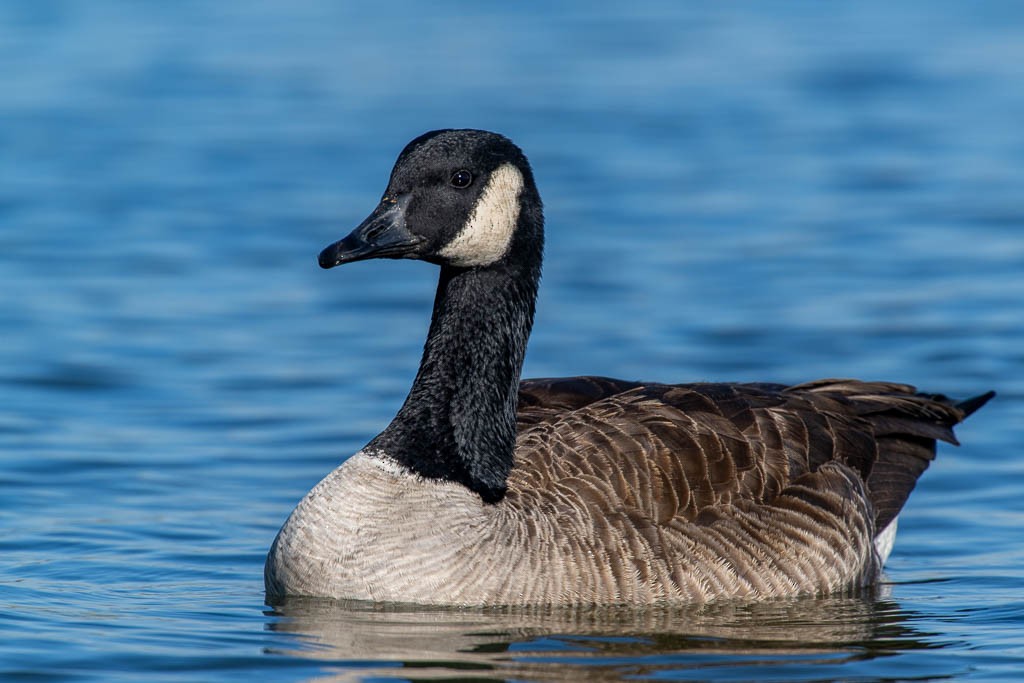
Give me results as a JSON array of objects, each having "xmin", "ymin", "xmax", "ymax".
[{"xmin": 2, "ymin": 2, "xmax": 1023, "ymax": 681}]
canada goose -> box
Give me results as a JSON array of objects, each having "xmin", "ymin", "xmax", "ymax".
[{"xmin": 264, "ymin": 129, "xmax": 993, "ymax": 605}]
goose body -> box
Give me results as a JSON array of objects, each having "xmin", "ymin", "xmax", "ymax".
[{"xmin": 265, "ymin": 130, "xmax": 992, "ymax": 605}]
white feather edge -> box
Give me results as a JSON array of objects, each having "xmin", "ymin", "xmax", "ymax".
[{"xmin": 874, "ymin": 515, "xmax": 899, "ymax": 566}]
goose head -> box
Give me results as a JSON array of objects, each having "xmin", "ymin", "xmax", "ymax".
[{"xmin": 319, "ymin": 129, "xmax": 543, "ymax": 271}]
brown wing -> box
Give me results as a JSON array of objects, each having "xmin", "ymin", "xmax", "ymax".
[{"xmin": 513, "ymin": 377, "xmax": 988, "ymax": 531}]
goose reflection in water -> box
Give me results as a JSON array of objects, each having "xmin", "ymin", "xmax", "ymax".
[{"xmin": 265, "ymin": 589, "xmax": 943, "ymax": 682}]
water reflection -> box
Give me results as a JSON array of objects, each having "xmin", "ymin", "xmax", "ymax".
[{"xmin": 266, "ymin": 589, "xmax": 944, "ymax": 681}]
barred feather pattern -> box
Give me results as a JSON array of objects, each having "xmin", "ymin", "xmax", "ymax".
[{"xmin": 265, "ymin": 378, "xmax": 976, "ymax": 605}]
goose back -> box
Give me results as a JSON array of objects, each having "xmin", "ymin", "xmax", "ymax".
[{"xmin": 516, "ymin": 377, "xmax": 971, "ymax": 533}]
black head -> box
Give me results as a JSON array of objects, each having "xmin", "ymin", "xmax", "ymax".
[{"xmin": 319, "ymin": 129, "xmax": 543, "ymax": 270}]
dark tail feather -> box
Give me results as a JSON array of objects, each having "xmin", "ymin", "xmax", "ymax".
[
  {"xmin": 786, "ymin": 381, "xmax": 994, "ymax": 535},
  {"xmin": 868, "ymin": 388, "xmax": 994, "ymax": 532},
  {"xmin": 957, "ymin": 390, "xmax": 996, "ymax": 418}
]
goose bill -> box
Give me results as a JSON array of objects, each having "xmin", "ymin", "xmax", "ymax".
[{"xmin": 318, "ymin": 195, "xmax": 422, "ymax": 268}]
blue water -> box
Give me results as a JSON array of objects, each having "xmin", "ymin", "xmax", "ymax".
[{"xmin": 2, "ymin": 2, "xmax": 1023, "ymax": 681}]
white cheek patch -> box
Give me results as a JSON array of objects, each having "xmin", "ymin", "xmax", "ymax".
[{"xmin": 439, "ymin": 163, "xmax": 523, "ymax": 267}]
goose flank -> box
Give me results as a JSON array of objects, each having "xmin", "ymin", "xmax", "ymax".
[{"xmin": 264, "ymin": 129, "xmax": 993, "ymax": 606}]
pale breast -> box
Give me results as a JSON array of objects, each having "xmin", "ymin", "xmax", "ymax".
[{"xmin": 265, "ymin": 452, "xmax": 520, "ymax": 603}]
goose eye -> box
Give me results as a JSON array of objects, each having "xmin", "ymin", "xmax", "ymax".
[{"xmin": 450, "ymin": 170, "xmax": 473, "ymax": 188}]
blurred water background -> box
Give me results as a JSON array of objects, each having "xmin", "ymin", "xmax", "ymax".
[{"xmin": 2, "ymin": 2, "xmax": 1023, "ymax": 681}]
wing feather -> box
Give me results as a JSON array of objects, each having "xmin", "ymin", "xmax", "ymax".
[{"xmin": 513, "ymin": 377, "xmax": 988, "ymax": 534}]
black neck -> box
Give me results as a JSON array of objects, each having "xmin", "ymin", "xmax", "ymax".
[{"xmin": 367, "ymin": 254, "xmax": 541, "ymax": 503}]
